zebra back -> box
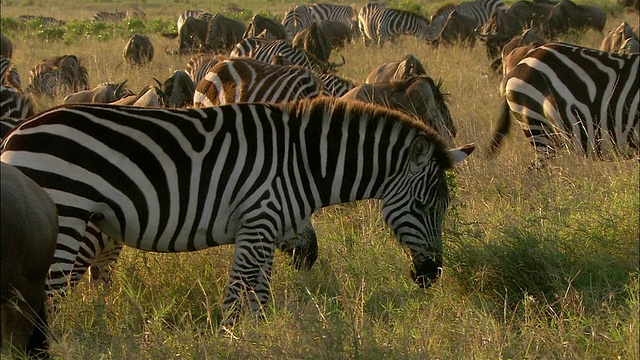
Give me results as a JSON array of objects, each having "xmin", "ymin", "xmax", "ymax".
[
  {"xmin": 282, "ymin": 4, "xmax": 314, "ymax": 39},
  {"xmin": 318, "ymin": 73, "xmax": 356, "ymax": 97},
  {"xmin": 185, "ymin": 53, "xmax": 226, "ymax": 84},
  {"xmin": 193, "ymin": 57, "xmax": 323, "ymax": 107},
  {"xmin": 367, "ymin": 7, "xmax": 431, "ymax": 45}
]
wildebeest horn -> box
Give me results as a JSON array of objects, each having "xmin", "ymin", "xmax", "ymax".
[
  {"xmin": 114, "ymin": 79, "xmax": 128, "ymax": 98},
  {"xmin": 153, "ymin": 77, "xmax": 163, "ymax": 88}
]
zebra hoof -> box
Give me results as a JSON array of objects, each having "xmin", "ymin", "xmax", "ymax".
[{"xmin": 411, "ymin": 258, "xmax": 442, "ymax": 288}]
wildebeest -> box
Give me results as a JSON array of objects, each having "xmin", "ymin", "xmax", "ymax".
[
  {"xmin": 155, "ymin": 70, "xmax": 195, "ymax": 108},
  {"xmin": 600, "ymin": 22, "xmax": 639, "ymax": 53},
  {"xmin": 319, "ymin": 20, "xmax": 354, "ymax": 49},
  {"xmin": 430, "ymin": 10, "xmax": 478, "ymax": 47},
  {"xmin": 476, "ymin": 9, "xmax": 525, "ymax": 59},
  {"xmin": 365, "ymin": 54, "xmax": 427, "ymax": 84},
  {"xmin": 292, "ymin": 21, "xmax": 333, "ymax": 62},
  {"xmin": 243, "ymin": 14, "xmax": 288, "ymax": 40},
  {"xmin": 176, "ymin": 16, "xmax": 209, "ymax": 54},
  {"xmin": 341, "ymin": 75, "xmax": 457, "ymax": 146},
  {"xmin": 123, "ymin": 34, "xmax": 154, "ymax": 67},
  {"xmin": 205, "ymin": 13, "xmax": 246, "ymax": 54},
  {"xmin": 62, "ymin": 80, "xmax": 130, "ymax": 104},
  {"xmin": 1, "ymin": 34, "xmax": 12, "ymax": 59},
  {"xmin": 1, "ymin": 162, "xmax": 58, "ymax": 359},
  {"xmin": 111, "ymin": 85, "xmax": 165, "ymax": 107},
  {"xmin": 544, "ymin": 0, "xmax": 606, "ymax": 37}
]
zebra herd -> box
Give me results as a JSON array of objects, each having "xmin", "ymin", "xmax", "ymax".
[{"xmin": 0, "ymin": 0, "xmax": 639, "ymax": 354}]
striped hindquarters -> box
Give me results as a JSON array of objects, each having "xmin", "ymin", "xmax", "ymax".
[
  {"xmin": 193, "ymin": 58, "xmax": 322, "ymax": 107},
  {"xmin": 502, "ymin": 42, "xmax": 639, "ymax": 158}
]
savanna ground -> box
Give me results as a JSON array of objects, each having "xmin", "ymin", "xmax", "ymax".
[{"xmin": 0, "ymin": 0, "xmax": 638, "ymax": 358}]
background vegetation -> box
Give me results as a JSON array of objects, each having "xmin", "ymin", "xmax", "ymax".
[{"xmin": 1, "ymin": 0, "xmax": 638, "ymax": 358}]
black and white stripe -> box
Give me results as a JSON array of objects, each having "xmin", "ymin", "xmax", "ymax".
[
  {"xmin": 310, "ymin": 3, "xmax": 358, "ymax": 27},
  {"xmin": 282, "ymin": 4, "xmax": 314, "ymax": 39},
  {"xmin": 359, "ymin": 5, "xmax": 430, "ymax": 46},
  {"xmin": 1, "ymin": 56, "xmax": 21, "ymax": 90},
  {"xmin": 230, "ymin": 39, "xmax": 329, "ymax": 74},
  {"xmin": 27, "ymin": 55, "xmax": 89, "ymax": 99},
  {"xmin": 318, "ymin": 73, "xmax": 356, "ymax": 97},
  {"xmin": 193, "ymin": 57, "xmax": 323, "ymax": 107},
  {"xmin": 185, "ymin": 53, "xmax": 226, "ymax": 85},
  {"xmin": 1, "ymin": 98, "xmax": 473, "ymax": 322},
  {"xmin": 491, "ymin": 42, "xmax": 639, "ymax": 164}
]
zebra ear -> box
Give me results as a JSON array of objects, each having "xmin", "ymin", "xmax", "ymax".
[
  {"xmin": 448, "ymin": 143, "xmax": 475, "ymax": 165},
  {"xmin": 409, "ymin": 135, "xmax": 433, "ymax": 165}
]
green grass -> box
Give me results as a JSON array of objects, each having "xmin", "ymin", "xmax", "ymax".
[{"xmin": 1, "ymin": 1, "xmax": 638, "ymax": 359}]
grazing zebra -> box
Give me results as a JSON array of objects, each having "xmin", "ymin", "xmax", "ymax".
[
  {"xmin": 193, "ymin": 57, "xmax": 323, "ymax": 107},
  {"xmin": 358, "ymin": 2, "xmax": 386, "ymax": 46},
  {"xmin": 428, "ymin": 0, "xmax": 506, "ymax": 40},
  {"xmin": 310, "ymin": 3, "xmax": 358, "ymax": 28},
  {"xmin": 490, "ymin": 42, "xmax": 639, "ymax": 165},
  {"xmin": 185, "ymin": 53, "xmax": 227, "ymax": 84},
  {"xmin": 92, "ymin": 7, "xmax": 146, "ymax": 23},
  {"xmin": 318, "ymin": 73, "xmax": 357, "ymax": 97},
  {"xmin": 282, "ymin": 4, "xmax": 314, "ymax": 39},
  {"xmin": 1, "ymin": 98, "xmax": 474, "ymax": 323},
  {"xmin": 18, "ymin": 15, "xmax": 65, "ymax": 27},
  {"xmin": 177, "ymin": 9, "xmax": 214, "ymax": 34},
  {"xmin": 230, "ymin": 39, "xmax": 342, "ymax": 74},
  {"xmin": 28, "ymin": 55, "xmax": 89, "ymax": 98},
  {"xmin": 359, "ymin": 6, "xmax": 431, "ymax": 46}
]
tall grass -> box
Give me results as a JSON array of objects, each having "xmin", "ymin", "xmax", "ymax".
[{"xmin": 1, "ymin": 1, "xmax": 638, "ymax": 358}]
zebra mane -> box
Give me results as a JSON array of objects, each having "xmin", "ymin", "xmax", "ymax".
[{"xmin": 283, "ymin": 97, "xmax": 455, "ymax": 169}]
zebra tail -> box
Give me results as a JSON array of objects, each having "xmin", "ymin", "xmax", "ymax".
[{"xmin": 489, "ymin": 98, "xmax": 511, "ymax": 156}]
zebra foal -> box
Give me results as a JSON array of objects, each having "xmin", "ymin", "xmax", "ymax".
[
  {"xmin": 1, "ymin": 99, "xmax": 474, "ymax": 324},
  {"xmin": 491, "ymin": 42, "xmax": 639, "ymax": 165}
]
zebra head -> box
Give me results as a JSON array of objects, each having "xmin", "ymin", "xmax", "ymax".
[{"xmin": 381, "ymin": 135, "xmax": 474, "ymax": 287}]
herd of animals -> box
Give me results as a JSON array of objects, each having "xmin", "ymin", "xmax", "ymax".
[{"xmin": 0, "ymin": 0, "xmax": 638, "ymax": 357}]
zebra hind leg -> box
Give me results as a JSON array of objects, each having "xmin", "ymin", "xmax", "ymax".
[{"xmin": 276, "ymin": 221, "xmax": 318, "ymax": 271}]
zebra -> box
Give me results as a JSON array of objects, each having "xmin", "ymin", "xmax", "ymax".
[
  {"xmin": 230, "ymin": 39, "xmax": 341, "ymax": 74},
  {"xmin": 310, "ymin": 2, "xmax": 359, "ymax": 38},
  {"xmin": 1, "ymin": 56, "xmax": 22, "ymax": 90},
  {"xmin": 1, "ymin": 85, "xmax": 34, "ymax": 131},
  {"xmin": 358, "ymin": 2, "xmax": 386, "ymax": 46},
  {"xmin": 318, "ymin": 73, "xmax": 357, "ymax": 97},
  {"xmin": 428, "ymin": 0, "xmax": 506, "ymax": 41},
  {"xmin": 27, "ymin": 55, "xmax": 89, "ymax": 98},
  {"xmin": 1, "ymin": 98, "xmax": 474, "ymax": 323},
  {"xmin": 92, "ymin": 7, "xmax": 146, "ymax": 23},
  {"xmin": 359, "ymin": 6, "xmax": 431, "ymax": 46},
  {"xmin": 177, "ymin": 9, "xmax": 214, "ymax": 34},
  {"xmin": 192, "ymin": 57, "xmax": 323, "ymax": 107},
  {"xmin": 282, "ymin": 4, "xmax": 314, "ymax": 39},
  {"xmin": 185, "ymin": 53, "xmax": 226, "ymax": 85},
  {"xmin": 18, "ymin": 15, "xmax": 65, "ymax": 27},
  {"xmin": 490, "ymin": 42, "xmax": 639, "ymax": 166}
]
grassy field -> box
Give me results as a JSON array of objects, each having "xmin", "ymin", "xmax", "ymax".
[{"xmin": 1, "ymin": 0, "xmax": 639, "ymax": 359}]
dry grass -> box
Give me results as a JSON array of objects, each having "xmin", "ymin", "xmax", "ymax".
[{"xmin": 1, "ymin": 1, "xmax": 638, "ymax": 359}]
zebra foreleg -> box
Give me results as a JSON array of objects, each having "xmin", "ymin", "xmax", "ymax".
[{"xmin": 222, "ymin": 234, "xmax": 276, "ymax": 326}]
